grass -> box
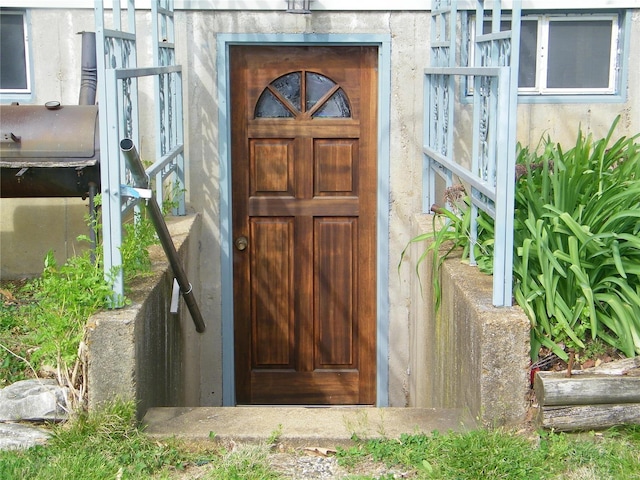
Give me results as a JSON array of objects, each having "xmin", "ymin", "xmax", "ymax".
[
  {"xmin": 0, "ymin": 401, "xmax": 217, "ymax": 480},
  {"xmin": 338, "ymin": 426, "xmax": 640, "ymax": 479},
  {"xmin": 1, "ymin": 403, "xmax": 638, "ymax": 480},
  {"xmin": 0, "ymin": 400, "xmax": 281, "ymax": 480}
]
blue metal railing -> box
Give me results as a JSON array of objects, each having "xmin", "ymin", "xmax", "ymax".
[
  {"xmin": 95, "ymin": 0, "xmax": 185, "ymax": 302},
  {"xmin": 423, "ymin": 0, "xmax": 521, "ymax": 306}
]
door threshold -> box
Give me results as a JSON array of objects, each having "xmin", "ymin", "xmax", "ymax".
[{"xmin": 235, "ymin": 404, "xmax": 376, "ymax": 408}]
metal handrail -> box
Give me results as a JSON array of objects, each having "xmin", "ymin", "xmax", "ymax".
[{"xmin": 120, "ymin": 138, "xmax": 205, "ymax": 333}]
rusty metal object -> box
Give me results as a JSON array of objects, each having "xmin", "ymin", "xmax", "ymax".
[
  {"xmin": 0, "ymin": 30, "xmax": 100, "ymax": 199},
  {"xmin": 0, "ymin": 104, "xmax": 100, "ymax": 198}
]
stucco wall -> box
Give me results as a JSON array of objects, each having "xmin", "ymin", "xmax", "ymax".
[{"xmin": 2, "ymin": 7, "xmax": 639, "ymax": 408}]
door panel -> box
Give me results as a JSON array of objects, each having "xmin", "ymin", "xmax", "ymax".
[
  {"xmin": 315, "ymin": 217, "xmax": 356, "ymax": 368},
  {"xmin": 231, "ymin": 45, "xmax": 377, "ymax": 405},
  {"xmin": 250, "ymin": 217, "xmax": 294, "ymax": 367}
]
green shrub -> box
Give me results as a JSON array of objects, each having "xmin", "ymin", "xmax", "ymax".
[{"xmin": 407, "ymin": 117, "xmax": 640, "ymax": 360}]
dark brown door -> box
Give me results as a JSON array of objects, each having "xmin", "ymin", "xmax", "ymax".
[{"xmin": 231, "ymin": 46, "xmax": 377, "ymax": 404}]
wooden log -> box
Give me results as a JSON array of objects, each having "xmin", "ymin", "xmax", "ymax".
[
  {"xmin": 538, "ymin": 403, "xmax": 640, "ymax": 432},
  {"xmin": 581, "ymin": 356, "xmax": 640, "ymax": 375},
  {"xmin": 534, "ymin": 372, "xmax": 640, "ymax": 406}
]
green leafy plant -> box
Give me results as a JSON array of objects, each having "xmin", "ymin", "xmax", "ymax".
[
  {"xmin": 120, "ymin": 211, "xmax": 158, "ymax": 281},
  {"xmin": 0, "ymin": 202, "xmax": 160, "ymax": 388},
  {"xmin": 406, "ymin": 117, "xmax": 640, "ymax": 361},
  {"xmin": 20, "ymin": 248, "xmax": 114, "ymax": 372}
]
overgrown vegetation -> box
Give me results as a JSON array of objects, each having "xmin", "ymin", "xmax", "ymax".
[
  {"xmin": 0, "ymin": 207, "xmax": 158, "ymax": 396},
  {"xmin": 405, "ymin": 117, "xmax": 640, "ymax": 361},
  {"xmin": 0, "ymin": 401, "xmax": 219, "ymax": 479},
  {"xmin": 338, "ymin": 427, "xmax": 640, "ymax": 479}
]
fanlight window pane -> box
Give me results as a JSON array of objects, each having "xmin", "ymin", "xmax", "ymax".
[
  {"xmin": 314, "ymin": 89, "xmax": 350, "ymax": 118},
  {"xmin": 272, "ymin": 72, "xmax": 301, "ymax": 111},
  {"xmin": 306, "ymin": 72, "xmax": 335, "ymax": 111},
  {"xmin": 255, "ymin": 89, "xmax": 294, "ymax": 118},
  {"xmin": 547, "ymin": 20, "xmax": 612, "ymax": 89},
  {"xmin": 255, "ymin": 71, "xmax": 351, "ymax": 119}
]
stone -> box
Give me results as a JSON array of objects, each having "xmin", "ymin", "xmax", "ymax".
[
  {"xmin": 0, "ymin": 379, "xmax": 69, "ymax": 422},
  {"xmin": 0, "ymin": 422, "xmax": 51, "ymax": 451}
]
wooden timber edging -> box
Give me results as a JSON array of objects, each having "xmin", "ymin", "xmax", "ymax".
[{"xmin": 534, "ymin": 356, "xmax": 640, "ymax": 431}]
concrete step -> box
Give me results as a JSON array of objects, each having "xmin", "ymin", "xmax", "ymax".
[{"xmin": 142, "ymin": 407, "xmax": 476, "ymax": 447}]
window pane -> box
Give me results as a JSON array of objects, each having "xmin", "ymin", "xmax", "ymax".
[
  {"xmin": 518, "ymin": 20, "xmax": 537, "ymax": 88},
  {"xmin": 481, "ymin": 19, "xmax": 537, "ymax": 88},
  {"xmin": 306, "ymin": 72, "xmax": 335, "ymax": 111},
  {"xmin": 0, "ymin": 13, "xmax": 28, "ymax": 90},
  {"xmin": 313, "ymin": 89, "xmax": 351, "ymax": 118},
  {"xmin": 272, "ymin": 72, "xmax": 301, "ymax": 112},
  {"xmin": 255, "ymin": 89, "xmax": 293, "ymax": 118},
  {"xmin": 547, "ymin": 20, "xmax": 612, "ymax": 88}
]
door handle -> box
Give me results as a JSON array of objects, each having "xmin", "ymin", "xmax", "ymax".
[{"xmin": 235, "ymin": 236, "xmax": 248, "ymax": 251}]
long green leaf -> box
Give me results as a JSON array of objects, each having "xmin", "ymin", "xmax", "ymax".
[
  {"xmin": 569, "ymin": 264, "xmax": 597, "ymax": 338},
  {"xmin": 553, "ymin": 295, "xmax": 586, "ymax": 349},
  {"xmin": 611, "ymin": 240, "xmax": 627, "ymax": 279},
  {"xmin": 594, "ymin": 292, "xmax": 637, "ymax": 357}
]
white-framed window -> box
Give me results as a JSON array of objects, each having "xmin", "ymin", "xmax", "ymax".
[
  {"xmin": 0, "ymin": 9, "xmax": 32, "ymax": 96},
  {"xmin": 467, "ymin": 12, "xmax": 624, "ymax": 98}
]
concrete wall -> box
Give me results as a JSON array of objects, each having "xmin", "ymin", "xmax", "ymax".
[
  {"xmin": 86, "ymin": 214, "xmax": 203, "ymax": 416},
  {"xmin": 407, "ymin": 215, "xmax": 530, "ymax": 426},
  {"xmin": 87, "ymin": 211, "xmax": 528, "ymax": 425}
]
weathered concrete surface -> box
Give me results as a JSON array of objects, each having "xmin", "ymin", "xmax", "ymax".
[
  {"xmin": 0, "ymin": 379, "xmax": 68, "ymax": 422},
  {"xmin": 407, "ymin": 215, "xmax": 531, "ymax": 427},
  {"xmin": 143, "ymin": 406, "xmax": 476, "ymax": 448},
  {"xmin": 86, "ymin": 214, "xmax": 202, "ymax": 418}
]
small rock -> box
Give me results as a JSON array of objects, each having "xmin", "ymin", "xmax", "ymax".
[
  {"xmin": 0, "ymin": 422, "xmax": 51, "ymax": 451},
  {"xmin": 0, "ymin": 379, "xmax": 69, "ymax": 422}
]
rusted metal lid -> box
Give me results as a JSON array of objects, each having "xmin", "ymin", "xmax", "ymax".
[{"xmin": 0, "ymin": 104, "xmax": 99, "ymax": 167}]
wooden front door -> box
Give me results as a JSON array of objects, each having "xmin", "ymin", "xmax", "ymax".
[{"xmin": 231, "ymin": 46, "xmax": 377, "ymax": 405}]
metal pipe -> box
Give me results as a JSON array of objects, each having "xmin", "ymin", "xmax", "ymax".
[
  {"xmin": 120, "ymin": 138, "xmax": 206, "ymax": 333},
  {"xmin": 78, "ymin": 31, "xmax": 97, "ymax": 105},
  {"xmin": 88, "ymin": 182, "xmax": 98, "ymax": 264}
]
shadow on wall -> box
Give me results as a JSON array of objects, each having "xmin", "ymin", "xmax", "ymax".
[{"xmin": 0, "ymin": 199, "xmax": 91, "ymax": 279}]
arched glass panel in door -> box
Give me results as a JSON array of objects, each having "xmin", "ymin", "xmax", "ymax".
[{"xmin": 255, "ymin": 71, "xmax": 351, "ymax": 119}]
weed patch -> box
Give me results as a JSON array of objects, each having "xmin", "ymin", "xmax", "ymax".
[
  {"xmin": 0, "ymin": 401, "xmax": 218, "ymax": 480},
  {"xmin": 0, "ymin": 209, "xmax": 158, "ymax": 398}
]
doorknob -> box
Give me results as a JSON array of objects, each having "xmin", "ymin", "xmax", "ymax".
[{"xmin": 235, "ymin": 236, "xmax": 248, "ymax": 251}]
